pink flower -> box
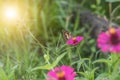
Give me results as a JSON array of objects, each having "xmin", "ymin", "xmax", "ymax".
[
  {"xmin": 97, "ymin": 28, "xmax": 120, "ymax": 53},
  {"xmin": 66, "ymin": 36, "xmax": 84, "ymax": 45},
  {"xmin": 47, "ymin": 65, "xmax": 76, "ymax": 80}
]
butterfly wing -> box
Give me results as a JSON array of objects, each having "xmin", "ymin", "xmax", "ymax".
[{"xmin": 62, "ymin": 30, "xmax": 72, "ymax": 41}]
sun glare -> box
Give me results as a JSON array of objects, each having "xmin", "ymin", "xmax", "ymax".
[
  {"xmin": 3, "ymin": 6, "xmax": 19, "ymax": 20},
  {"xmin": 5, "ymin": 8, "xmax": 17, "ymax": 19}
]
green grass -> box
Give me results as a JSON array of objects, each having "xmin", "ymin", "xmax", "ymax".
[{"xmin": 0, "ymin": 0, "xmax": 120, "ymax": 80}]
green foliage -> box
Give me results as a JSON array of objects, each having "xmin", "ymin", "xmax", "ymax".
[
  {"xmin": 0, "ymin": 67, "xmax": 9, "ymax": 80},
  {"xmin": 30, "ymin": 52, "xmax": 66, "ymax": 71},
  {"xmin": 0, "ymin": 0, "xmax": 120, "ymax": 80},
  {"xmin": 105, "ymin": 0, "xmax": 120, "ymax": 2},
  {"xmin": 91, "ymin": 0, "xmax": 106, "ymax": 16}
]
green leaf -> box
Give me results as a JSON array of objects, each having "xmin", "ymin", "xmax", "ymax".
[
  {"xmin": 91, "ymin": 5, "xmax": 96, "ymax": 9},
  {"xmin": 44, "ymin": 53, "xmax": 50, "ymax": 62},
  {"xmin": 30, "ymin": 52, "xmax": 66, "ymax": 72},
  {"xmin": 92, "ymin": 59, "xmax": 110, "ymax": 65},
  {"xmin": 76, "ymin": 77, "xmax": 87, "ymax": 80},
  {"xmin": 51, "ymin": 52, "xmax": 67, "ymax": 67},
  {"xmin": 30, "ymin": 64, "xmax": 54, "ymax": 71},
  {"xmin": 95, "ymin": 73, "xmax": 109, "ymax": 80},
  {"xmin": 8, "ymin": 65, "xmax": 18, "ymax": 79},
  {"xmin": 96, "ymin": 0, "xmax": 101, "ymax": 5},
  {"xmin": 0, "ymin": 67, "xmax": 8, "ymax": 80},
  {"xmin": 105, "ymin": 0, "xmax": 120, "ymax": 2},
  {"xmin": 78, "ymin": 67, "xmax": 98, "ymax": 80}
]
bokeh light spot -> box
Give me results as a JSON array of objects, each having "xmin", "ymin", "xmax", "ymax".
[{"xmin": 4, "ymin": 7, "xmax": 18, "ymax": 20}]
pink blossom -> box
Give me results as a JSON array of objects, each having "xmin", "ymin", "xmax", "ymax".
[
  {"xmin": 66, "ymin": 36, "xmax": 84, "ymax": 45},
  {"xmin": 97, "ymin": 28, "xmax": 120, "ymax": 53},
  {"xmin": 47, "ymin": 65, "xmax": 76, "ymax": 80}
]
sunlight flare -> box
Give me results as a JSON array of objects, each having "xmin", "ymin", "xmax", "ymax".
[{"xmin": 4, "ymin": 7, "xmax": 18, "ymax": 20}]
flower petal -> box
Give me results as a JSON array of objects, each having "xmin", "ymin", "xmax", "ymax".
[
  {"xmin": 66, "ymin": 36, "xmax": 83, "ymax": 45},
  {"xmin": 97, "ymin": 28, "xmax": 120, "ymax": 53},
  {"xmin": 47, "ymin": 65, "xmax": 76, "ymax": 80}
]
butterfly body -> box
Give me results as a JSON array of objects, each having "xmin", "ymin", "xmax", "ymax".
[
  {"xmin": 62, "ymin": 30, "xmax": 72, "ymax": 41},
  {"xmin": 62, "ymin": 30, "xmax": 84, "ymax": 45}
]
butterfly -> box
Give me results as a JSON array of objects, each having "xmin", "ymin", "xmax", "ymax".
[{"xmin": 62, "ymin": 30, "xmax": 73, "ymax": 41}]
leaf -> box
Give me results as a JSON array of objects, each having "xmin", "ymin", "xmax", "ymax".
[
  {"xmin": 91, "ymin": 4, "xmax": 96, "ymax": 9},
  {"xmin": 30, "ymin": 52, "xmax": 66, "ymax": 72},
  {"xmin": 92, "ymin": 59, "xmax": 110, "ymax": 65},
  {"xmin": 95, "ymin": 73, "xmax": 109, "ymax": 80},
  {"xmin": 78, "ymin": 67, "xmax": 98, "ymax": 80},
  {"xmin": 105, "ymin": 0, "xmax": 120, "ymax": 2},
  {"xmin": 8, "ymin": 65, "xmax": 18, "ymax": 79},
  {"xmin": 97, "ymin": 0, "xmax": 101, "ymax": 5},
  {"xmin": 76, "ymin": 77, "xmax": 87, "ymax": 80},
  {"xmin": 0, "ymin": 67, "xmax": 8, "ymax": 80},
  {"xmin": 51, "ymin": 52, "xmax": 67, "ymax": 67},
  {"xmin": 91, "ymin": 67, "xmax": 99, "ymax": 79},
  {"xmin": 30, "ymin": 64, "xmax": 54, "ymax": 71}
]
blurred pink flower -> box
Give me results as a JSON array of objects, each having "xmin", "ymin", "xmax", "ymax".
[
  {"xmin": 97, "ymin": 28, "xmax": 120, "ymax": 53},
  {"xmin": 66, "ymin": 36, "xmax": 84, "ymax": 45},
  {"xmin": 47, "ymin": 65, "xmax": 76, "ymax": 80}
]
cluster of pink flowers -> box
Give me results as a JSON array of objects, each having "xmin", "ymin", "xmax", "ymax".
[
  {"xmin": 65, "ymin": 27, "xmax": 120, "ymax": 53},
  {"xmin": 97, "ymin": 28, "xmax": 120, "ymax": 53},
  {"xmin": 47, "ymin": 65, "xmax": 76, "ymax": 80},
  {"xmin": 46, "ymin": 27, "xmax": 120, "ymax": 80},
  {"xmin": 46, "ymin": 35, "xmax": 83, "ymax": 80}
]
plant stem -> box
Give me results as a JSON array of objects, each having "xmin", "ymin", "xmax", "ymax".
[{"xmin": 109, "ymin": 2, "xmax": 112, "ymax": 27}]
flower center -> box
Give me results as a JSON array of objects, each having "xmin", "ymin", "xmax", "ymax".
[
  {"xmin": 109, "ymin": 28, "xmax": 120, "ymax": 45},
  {"xmin": 109, "ymin": 28, "xmax": 116, "ymax": 34},
  {"xmin": 110, "ymin": 34, "xmax": 120, "ymax": 45},
  {"xmin": 56, "ymin": 71, "xmax": 66, "ymax": 80},
  {"xmin": 72, "ymin": 37, "xmax": 77, "ymax": 43}
]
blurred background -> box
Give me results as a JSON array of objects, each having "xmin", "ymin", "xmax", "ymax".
[{"xmin": 0, "ymin": 0, "xmax": 120, "ymax": 80}]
